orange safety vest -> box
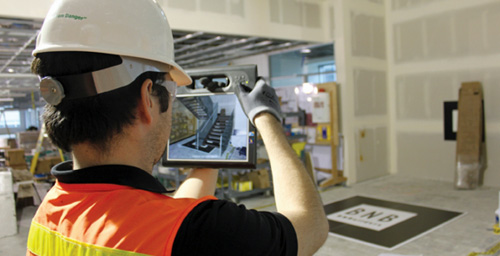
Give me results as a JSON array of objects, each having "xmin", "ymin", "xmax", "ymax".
[{"xmin": 27, "ymin": 181, "xmax": 216, "ymax": 256}]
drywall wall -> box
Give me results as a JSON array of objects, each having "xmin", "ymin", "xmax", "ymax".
[
  {"xmin": 0, "ymin": 0, "xmax": 53, "ymax": 20},
  {"xmin": 387, "ymin": 0, "xmax": 500, "ymax": 186},
  {"xmin": 333, "ymin": 0, "xmax": 390, "ymax": 184}
]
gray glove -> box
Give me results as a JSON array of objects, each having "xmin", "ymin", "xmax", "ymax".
[{"xmin": 236, "ymin": 78, "xmax": 282, "ymax": 125}]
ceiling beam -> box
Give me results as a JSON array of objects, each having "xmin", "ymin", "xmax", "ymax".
[
  {"xmin": 0, "ymin": 73, "xmax": 37, "ymax": 78},
  {"xmin": 175, "ymin": 37, "xmax": 260, "ymax": 61},
  {"xmin": 182, "ymin": 42, "xmax": 305, "ymax": 68},
  {"xmin": 0, "ymin": 32, "xmax": 37, "ymax": 73},
  {"xmin": 173, "ymin": 31, "xmax": 204, "ymax": 44},
  {"xmin": 175, "ymin": 36, "xmax": 223, "ymax": 54}
]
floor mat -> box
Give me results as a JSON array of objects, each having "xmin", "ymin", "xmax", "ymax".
[
  {"xmin": 324, "ymin": 196, "xmax": 464, "ymax": 250},
  {"xmin": 182, "ymin": 139, "xmax": 215, "ymax": 153}
]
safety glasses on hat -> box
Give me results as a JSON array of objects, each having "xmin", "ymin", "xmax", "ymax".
[{"xmin": 164, "ymin": 80, "xmax": 177, "ymax": 101}]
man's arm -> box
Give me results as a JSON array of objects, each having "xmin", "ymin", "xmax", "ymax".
[
  {"xmin": 255, "ymin": 113, "xmax": 329, "ymax": 255},
  {"xmin": 173, "ymin": 168, "xmax": 218, "ymax": 199},
  {"xmin": 236, "ymin": 78, "xmax": 328, "ymax": 255}
]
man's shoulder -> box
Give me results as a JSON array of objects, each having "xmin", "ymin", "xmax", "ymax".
[{"xmin": 172, "ymin": 199, "xmax": 299, "ymax": 255}]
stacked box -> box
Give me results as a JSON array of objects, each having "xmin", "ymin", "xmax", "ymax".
[
  {"xmin": 35, "ymin": 158, "xmax": 52, "ymax": 174},
  {"xmin": 9, "ymin": 164, "xmax": 28, "ymax": 170},
  {"xmin": 16, "ymin": 131, "xmax": 54, "ymax": 153},
  {"xmin": 10, "ymin": 168, "xmax": 34, "ymax": 199},
  {"xmin": 5, "ymin": 149, "xmax": 26, "ymax": 167},
  {"xmin": 35, "ymin": 156, "xmax": 63, "ymax": 174},
  {"xmin": 16, "ymin": 131, "xmax": 38, "ymax": 145},
  {"xmin": 248, "ymin": 169, "xmax": 271, "ymax": 189},
  {"xmin": 0, "ymin": 138, "xmax": 17, "ymax": 149},
  {"xmin": 232, "ymin": 174, "xmax": 253, "ymax": 192}
]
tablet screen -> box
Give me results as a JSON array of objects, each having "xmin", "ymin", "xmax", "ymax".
[{"xmin": 162, "ymin": 65, "xmax": 257, "ymax": 168}]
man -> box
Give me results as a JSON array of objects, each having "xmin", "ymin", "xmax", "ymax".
[{"xmin": 27, "ymin": 0, "xmax": 329, "ymax": 255}]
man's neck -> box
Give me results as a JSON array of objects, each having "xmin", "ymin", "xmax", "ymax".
[{"xmin": 71, "ymin": 142, "xmax": 153, "ymax": 174}]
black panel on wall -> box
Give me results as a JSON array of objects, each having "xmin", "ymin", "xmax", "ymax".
[
  {"xmin": 443, "ymin": 101, "xmax": 457, "ymax": 141},
  {"xmin": 444, "ymin": 101, "xmax": 485, "ymax": 141}
]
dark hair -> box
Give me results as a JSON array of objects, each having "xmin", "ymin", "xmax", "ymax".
[{"xmin": 32, "ymin": 52, "xmax": 170, "ymax": 152}]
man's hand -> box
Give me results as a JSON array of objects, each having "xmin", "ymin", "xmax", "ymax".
[{"xmin": 236, "ymin": 78, "xmax": 282, "ymax": 125}]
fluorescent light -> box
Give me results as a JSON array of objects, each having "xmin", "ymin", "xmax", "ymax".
[
  {"xmin": 0, "ymin": 98, "xmax": 14, "ymax": 102},
  {"xmin": 256, "ymin": 40, "xmax": 272, "ymax": 47},
  {"xmin": 302, "ymin": 82, "xmax": 315, "ymax": 94},
  {"xmin": 300, "ymin": 48, "xmax": 311, "ymax": 54}
]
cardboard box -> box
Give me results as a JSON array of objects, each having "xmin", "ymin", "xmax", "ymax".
[
  {"xmin": 5, "ymin": 149, "xmax": 26, "ymax": 166},
  {"xmin": 16, "ymin": 131, "xmax": 39, "ymax": 146},
  {"xmin": 35, "ymin": 156, "xmax": 63, "ymax": 174},
  {"xmin": 16, "ymin": 131, "xmax": 54, "ymax": 153},
  {"xmin": 232, "ymin": 174, "xmax": 253, "ymax": 192},
  {"xmin": 0, "ymin": 138, "xmax": 17, "ymax": 149},
  {"xmin": 9, "ymin": 164, "xmax": 28, "ymax": 170},
  {"xmin": 17, "ymin": 184, "xmax": 34, "ymax": 199},
  {"xmin": 248, "ymin": 169, "xmax": 270, "ymax": 189},
  {"xmin": 49, "ymin": 156, "xmax": 63, "ymax": 166},
  {"xmin": 455, "ymin": 82, "xmax": 484, "ymax": 189},
  {"xmin": 7, "ymin": 139, "xmax": 17, "ymax": 149},
  {"xmin": 10, "ymin": 168, "xmax": 32, "ymax": 182},
  {"xmin": 35, "ymin": 157, "xmax": 52, "ymax": 174},
  {"xmin": 10, "ymin": 168, "xmax": 35, "ymax": 200},
  {"xmin": 18, "ymin": 143, "xmax": 37, "ymax": 154}
]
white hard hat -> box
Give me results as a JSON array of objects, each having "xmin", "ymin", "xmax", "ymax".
[{"xmin": 33, "ymin": 0, "xmax": 192, "ymax": 87}]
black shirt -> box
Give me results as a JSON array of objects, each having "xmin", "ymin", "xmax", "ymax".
[{"xmin": 52, "ymin": 162, "xmax": 298, "ymax": 255}]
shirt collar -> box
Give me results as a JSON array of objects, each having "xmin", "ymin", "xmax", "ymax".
[{"xmin": 51, "ymin": 161, "xmax": 173, "ymax": 193}]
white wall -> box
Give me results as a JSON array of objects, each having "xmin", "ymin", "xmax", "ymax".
[
  {"xmin": 332, "ymin": 0, "xmax": 390, "ymax": 184},
  {"xmin": 386, "ymin": 0, "xmax": 500, "ymax": 186},
  {"xmin": 0, "ymin": 0, "xmax": 54, "ymax": 20},
  {"xmin": 163, "ymin": 0, "xmax": 328, "ymax": 42}
]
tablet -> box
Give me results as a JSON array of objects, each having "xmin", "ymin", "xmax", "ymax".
[{"xmin": 162, "ymin": 65, "xmax": 258, "ymax": 169}]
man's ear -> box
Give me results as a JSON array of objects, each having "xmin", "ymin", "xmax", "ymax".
[{"xmin": 138, "ymin": 78, "xmax": 154, "ymax": 124}]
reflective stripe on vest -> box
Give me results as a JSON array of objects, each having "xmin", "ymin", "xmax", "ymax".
[{"xmin": 28, "ymin": 221, "xmax": 149, "ymax": 256}]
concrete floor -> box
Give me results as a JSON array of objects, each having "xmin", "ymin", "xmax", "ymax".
[{"xmin": 2, "ymin": 174, "xmax": 500, "ymax": 255}]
